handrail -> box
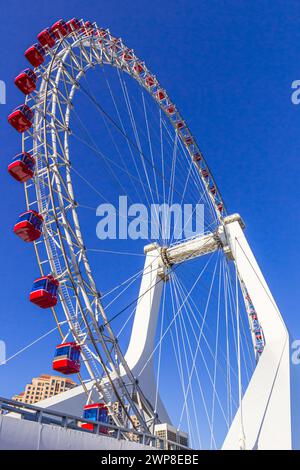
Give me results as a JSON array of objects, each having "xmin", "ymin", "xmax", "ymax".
[{"xmin": 0, "ymin": 396, "xmax": 189, "ymax": 450}]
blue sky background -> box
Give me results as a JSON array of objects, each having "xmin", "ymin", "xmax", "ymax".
[{"xmin": 0, "ymin": 0, "xmax": 299, "ymax": 407}]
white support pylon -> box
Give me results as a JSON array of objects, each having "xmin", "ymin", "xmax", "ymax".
[
  {"xmin": 221, "ymin": 214, "xmax": 300, "ymax": 450},
  {"xmin": 123, "ymin": 243, "xmax": 170, "ymax": 423}
]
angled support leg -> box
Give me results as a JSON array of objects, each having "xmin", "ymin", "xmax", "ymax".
[{"xmin": 222, "ymin": 215, "xmax": 299, "ymax": 450}]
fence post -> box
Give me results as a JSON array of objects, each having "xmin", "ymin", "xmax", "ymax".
[
  {"xmin": 62, "ymin": 416, "xmax": 67, "ymax": 428},
  {"xmin": 37, "ymin": 410, "xmax": 43, "ymax": 424}
]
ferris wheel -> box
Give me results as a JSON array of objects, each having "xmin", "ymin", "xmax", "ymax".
[{"xmin": 7, "ymin": 18, "xmax": 294, "ymax": 450}]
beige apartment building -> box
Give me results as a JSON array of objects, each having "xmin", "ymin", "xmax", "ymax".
[
  {"xmin": 107, "ymin": 402, "xmax": 140, "ymax": 441},
  {"xmin": 12, "ymin": 374, "xmax": 76, "ymax": 405},
  {"xmin": 154, "ymin": 423, "xmax": 188, "ymax": 449}
]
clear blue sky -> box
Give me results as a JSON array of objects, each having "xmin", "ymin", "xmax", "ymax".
[{"xmin": 0, "ymin": 0, "xmax": 299, "ymax": 412}]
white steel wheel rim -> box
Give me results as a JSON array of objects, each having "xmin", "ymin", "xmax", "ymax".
[{"xmin": 18, "ymin": 21, "xmax": 257, "ymax": 447}]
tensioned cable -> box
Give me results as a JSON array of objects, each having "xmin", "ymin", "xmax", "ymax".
[
  {"xmin": 172, "ymin": 270, "xmax": 231, "ymax": 429},
  {"xmin": 170, "ymin": 275, "xmax": 203, "ymax": 449},
  {"xmin": 223, "ymin": 258, "xmax": 233, "ymax": 424},
  {"xmin": 225, "ymin": 259, "xmax": 255, "ymax": 377},
  {"xmin": 114, "ymin": 67, "xmax": 203, "ymax": 207},
  {"xmin": 87, "ymin": 248, "xmax": 145, "ymax": 257},
  {"xmin": 120, "ymin": 74, "xmax": 210, "ymax": 210},
  {"xmin": 99, "ymin": 67, "xmax": 162, "ymax": 225},
  {"xmin": 168, "ymin": 276, "xmax": 194, "ymax": 445},
  {"xmin": 137, "ymin": 251, "xmax": 216, "ymax": 378},
  {"xmin": 211, "ymin": 259, "xmax": 223, "ymax": 448},
  {"xmin": 172, "ymin": 269, "xmax": 240, "ymax": 395},
  {"xmin": 3, "ymin": 325, "xmax": 65, "ymax": 364},
  {"xmin": 154, "ymin": 280, "xmax": 166, "ymax": 413},
  {"xmin": 118, "ymin": 73, "xmax": 162, "ymax": 240},
  {"xmin": 78, "ymin": 81, "xmax": 202, "ymax": 205},
  {"xmin": 99, "ymin": 233, "xmax": 219, "ymax": 330},
  {"xmin": 101, "ymin": 67, "xmax": 149, "ymax": 206},
  {"xmin": 82, "ymin": 73, "xmax": 156, "ymax": 216},
  {"xmin": 177, "ymin": 254, "xmax": 219, "ymax": 433},
  {"xmin": 235, "ymin": 244, "xmax": 246, "ymax": 449}
]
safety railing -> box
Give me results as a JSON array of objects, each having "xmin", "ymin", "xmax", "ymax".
[{"xmin": 0, "ymin": 396, "xmax": 189, "ymax": 450}]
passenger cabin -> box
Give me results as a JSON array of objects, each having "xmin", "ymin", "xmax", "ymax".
[
  {"xmin": 255, "ymin": 331, "xmax": 263, "ymax": 341},
  {"xmin": 122, "ymin": 50, "xmax": 133, "ymax": 62},
  {"xmin": 29, "ymin": 275, "xmax": 59, "ymax": 309},
  {"xmin": 13, "ymin": 210, "xmax": 43, "ymax": 242},
  {"xmin": 83, "ymin": 21, "xmax": 93, "ymax": 36},
  {"xmin": 185, "ymin": 136, "xmax": 193, "ymax": 146},
  {"xmin": 8, "ymin": 152, "xmax": 35, "ymax": 182},
  {"xmin": 193, "ymin": 152, "xmax": 202, "ymax": 162},
  {"xmin": 14, "ymin": 69, "xmax": 37, "ymax": 95},
  {"xmin": 95, "ymin": 28, "xmax": 108, "ymax": 44},
  {"xmin": 81, "ymin": 403, "xmax": 109, "ymax": 434},
  {"xmin": 166, "ymin": 104, "xmax": 175, "ymax": 115},
  {"xmin": 50, "ymin": 19, "xmax": 69, "ymax": 38},
  {"xmin": 25, "ymin": 43, "xmax": 45, "ymax": 67},
  {"xmin": 134, "ymin": 63, "xmax": 144, "ymax": 75},
  {"xmin": 66, "ymin": 18, "xmax": 81, "ymax": 32},
  {"xmin": 157, "ymin": 90, "xmax": 166, "ymax": 101},
  {"xmin": 110, "ymin": 37, "xmax": 121, "ymax": 52},
  {"xmin": 52, "ymin": 342, "xmax": 81, "ymax": 375},
  {"xmin": 145, "ymin": 76, "xmax": 155, "ymax": 88},
  {"xmin": 8, "ymin": 105, "xmax": 34, "ymax": 133},
  {"xmin": 37, "ymin": 28, "xmax": 56, "ymax": 48},
  {"xmin": 250, "ymin": 311, "xmax": 258, "ymax": 321}
]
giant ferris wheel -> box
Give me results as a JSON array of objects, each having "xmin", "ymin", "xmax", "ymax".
[{"xmin": 7, "ymin": 18, "xmax": 296, "ymax": 450}]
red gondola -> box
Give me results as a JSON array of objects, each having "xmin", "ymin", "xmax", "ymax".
[
  {"xmin": 25, "ymin": 43, "xmax": 45, "ymax": 67},
  {"xmin": 8, "ymin": 105, "xmax": 34, "ymax": 133},
  {"xmin": 14, "ymin": 69, "xmax": 37, "ymax": 95},
  {"xmin": 29, "ymin": 275, "xmax": 59, "ymax": 308},
  {"xmin": 110, "ymin": 37, "xmax": 121, "ymax": 52},
  {"xmin": 83, "ymin": 21, "xmax": 93, "ymax": 36},
  {"xmin": 13, "ymin": 210, "xmax": 43, "ymax": 242},
  {"xmin": 37, "ymin": 28, "xmax": 56, "ymax": 48},
  {"xmin": 95, "ymin": 28, "xmax": 108, "ymax": 44},
  {"xmin": 145, "ymin": 75, "xmax": 155, "ymax": 88},
  {"xmin": 66, "ymin": 18, "xmax": 81, "ymax": 32},
  {"xmin": 8, "ymin": 152, "xmax": 35, "ymax": 182},
  {"xmin": 166, "ymin": 104, "xmax": 175, "ymax": 115},
  {"xmin": 157, "ymin": 90, "xmax": 166, "ymax": 101},
  {"xmin": 50, "ymin": 19, "xmax": 69, "ymax": 38},
  {"xmin": 81, "ymin": 403, "xmax": 109, "ymax": 434},
  {"xmin": 122, "ymin": 50, "xmax": 133, "ymax": 62},
  {"xmin": 193, "ymin": 152, "xmax": 202, "ymax": 162},
  {"xmin": 134, "ymin": 63, "xmax": 144, "ymax": 75},
  {"xmin": 255, "ymin": 331, "xmax": 263, "ymax": 341},
  {"xmin": 52, "ymin": 342, "xmax": 81, "ymax": 374},
  {"xmin": 217, "ymin": 203, "xmax": 223, "ymax": 213},
  {"xmin": 176, "ymin": 121, "xmax": 184, "ymax": 130},
  {"xmin": 185, "ymin": 136, "xmax": 193, "ymax": 146}
]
